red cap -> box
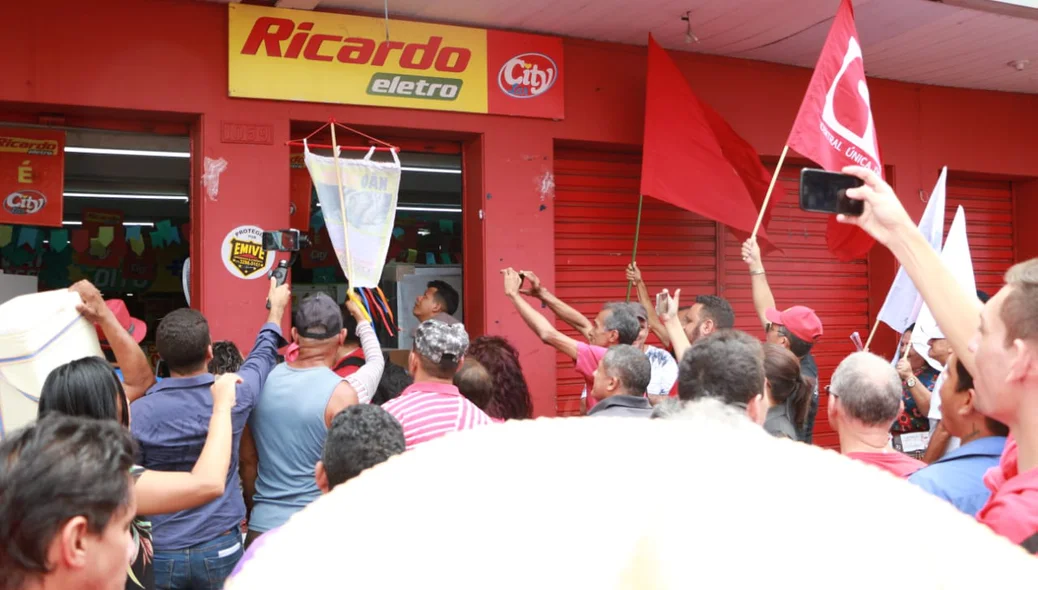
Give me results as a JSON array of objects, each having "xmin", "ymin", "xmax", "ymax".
[
  {"xmin": 96, "ymin": 300, "xmax": 147, "ymax": 346},
  {"xmin": 764, "ymin": 306, "xmax": 823, "ymax": 342}
]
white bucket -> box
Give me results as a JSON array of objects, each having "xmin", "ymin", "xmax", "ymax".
[{"xmin": 0, "ymin": 289, "xmax": 103, "ymax": 439}]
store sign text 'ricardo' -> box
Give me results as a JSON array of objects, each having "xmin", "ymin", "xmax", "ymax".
[{"xmin": 228, "ymin": 4, "xmax": 564, "ymax": 119}]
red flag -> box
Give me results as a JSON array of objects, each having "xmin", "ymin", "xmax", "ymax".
[
  {"xmin": 786, "ymin": 0, "xmax": 882, "ymax": 261},
  {"xmin": 641, "ymin": 36, "xmax": 775, "ymax": 251}
]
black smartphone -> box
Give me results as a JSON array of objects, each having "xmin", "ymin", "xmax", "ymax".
[
  {"xmin": 262, "ymin": 229, "xmax": 302, "ymax": 252},
  {"xmin": 799, "ymin": 168, "xmax": 865, "ymax": 217}
]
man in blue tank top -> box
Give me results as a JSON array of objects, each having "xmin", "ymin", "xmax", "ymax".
[{"xmin": 244, "ymin": 293, "xmax": 381, "ymax": 547}]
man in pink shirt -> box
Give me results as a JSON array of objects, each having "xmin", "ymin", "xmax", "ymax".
[
  {"xmin": 382, "ymin": 320, "xmax": 491, "ymax": 450},
  {"xmin": 502, "ymin": 268, "xmax": 640, "ymax": 413},
  {"xmin": 829, "ymin": 351, "xmax": 925, "ymax": 478},
  {"xmin": 839, "ymin": 165, "xmax": 1038, "ymax": 546}
]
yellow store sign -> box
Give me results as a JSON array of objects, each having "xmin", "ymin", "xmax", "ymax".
[{"xmin": 227, "ymin": 4, "xmax": 565, "ymax": 119}]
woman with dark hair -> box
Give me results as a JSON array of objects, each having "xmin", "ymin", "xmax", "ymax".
[
  {"xmin": 38, "ymin": 356, "xmax": 240, "ymax": 590},
  {"xmin": 466, "ymin": 336, "xmax": 533, "ymax": 421},
  {"xmin": 762, "ymin": 344, "xmax": 815, "ymax": 440},
  {"xmin": 209, "ymin": 340, "xmax": 245, "ymax": 375}
]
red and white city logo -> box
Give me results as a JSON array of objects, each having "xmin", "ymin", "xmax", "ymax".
[
  {"xmin": 3, "ymin": 190, "xmax": 47, "ymax": 215},
  {"xmin": 498, "ymin": 53, "xmax": 557, "ymax": 99}
]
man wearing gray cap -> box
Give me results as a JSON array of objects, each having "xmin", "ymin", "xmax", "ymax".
[
  {"xmin": 243, "ymin": 294, "xmax": 384, "ymax": 547},
  {"xmin": 383, "ymin": 320, "xmax": 491, "ymax": 450}
]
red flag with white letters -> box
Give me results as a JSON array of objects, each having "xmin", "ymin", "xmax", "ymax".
[{"xmin": 787, "ymin": 0, "xmax": 882, "ymax": 261}]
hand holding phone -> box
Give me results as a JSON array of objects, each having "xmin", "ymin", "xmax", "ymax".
[{"xmin": 799, "ymin": 168, "xmax": 865, "ymax": 217}]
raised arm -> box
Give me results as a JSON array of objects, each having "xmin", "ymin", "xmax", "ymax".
[
  {"xmin": 520, "ymin": 270, "xmax": 594, "ymax": 341},
  {"xmin": 659, "ymin": 289, "xmax": 691, "ymax": 362},
  {"xmin": 343, "ymin": 314, "xmax": 385, "ymax": 405},
  {"xmin": 135, "ymin": 373, "xmax": 241, "ymax": 515},
  {"xmin": 504, "ymin": 268, "xmax": 580, "ymax": 360},
  {"xmin": 235, "ymin": 279, "xmax": 291, "ymax": 409},
  {"xmin": 627, "ymin": 262, "xmax": 671, "ymax": 349},
  {"xmin": 838, "ymin": 165, "xmax": 981, "ymax": 376},
  {"xmin": 741, "ymin": 238, "xmax": 777, "ymax": 330},
  {"xmin": 70, "ymin": 280, "xmax": 155, "ymax": 402}
]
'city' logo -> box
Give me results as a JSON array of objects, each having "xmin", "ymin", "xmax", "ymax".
[
  {"xmin": 3, "ymin": 190, "xmax": 46, "ymax": 215},
  {"xmin": 498, "ymin": 53, "xmax": 557, "ymax": 98}
]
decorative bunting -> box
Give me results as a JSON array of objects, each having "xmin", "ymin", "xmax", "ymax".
[
  {"xmin": 0, "ymin": 225, "xmax": 12, "ymax": 248},
  {"xmin": 49, "ymin": 229, "xmax": 69, "ymax": 253},
  {"xmin": 89, "ymin": 238, "xmax": 107, "ymax": 257},
  {"xmin": 17, "ymin": 227, "xmax": 40, "ymax": 250},
  {"xmin": 96, "ymin": 226, "xmax": 115, "ymax": 247},
  {"xmin": 71, "ymin": 229, "xmax": 89, "ymax": 253},
  {"xmin": 126, "ymin": 226, "xmax": 142, "ymax": 241}
]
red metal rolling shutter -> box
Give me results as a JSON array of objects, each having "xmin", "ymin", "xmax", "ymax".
[
  {"xmin": 553, "ymin": 148, "xmax": 718, "ymax": 416},
  {"xmin": 945, "ymin": 177, "xmax": 1015, "ymax": 298},
  {"xmin": 721, "ymin": 168, "xmax": 870, "ymax": 448}
]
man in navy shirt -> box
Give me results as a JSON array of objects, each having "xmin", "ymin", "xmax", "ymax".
[
  {"xmin": 131, "ymin": 278, "xmax": 290, "ymax": 590},
  {"xmin": 909, "ymin": 352, "xmax": 1008, "ymax": 515}
]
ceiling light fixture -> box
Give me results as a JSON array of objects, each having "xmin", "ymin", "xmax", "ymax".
[
  {"xmin": 1008, "ymin": 59, "xmax": 1030, "ymax": 71},
  {"xmin": 65, "ymin": 146, "xmax": 191, "ymax": 158},
  {"xmin": 397, "ymin": 206, "xmax": 462, "ymax": 213},
  {"xmin": 682, "ymin": 11, "xmax": 699, "ymax": 44},
  {"xmin": 401, "ymin": 166, "xmax": 462, "ymax": 174},
  {"xmin": 64, "ymin": 192, "xmax": 189, "ymax": 201},
  {"xmin": 63, "ymin": 221, "xmax": 156, "ymax": 227}
]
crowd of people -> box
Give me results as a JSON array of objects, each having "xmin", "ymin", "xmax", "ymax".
[{"xmin": 2, "ymin": 163, "xmax": 1038, "ymax": 590}]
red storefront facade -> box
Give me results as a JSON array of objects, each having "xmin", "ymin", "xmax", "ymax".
[{"xmin": 3, "ymin": 0, "xmax": 1037, "ymax": 442}]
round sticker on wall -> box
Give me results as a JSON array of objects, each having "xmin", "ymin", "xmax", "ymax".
[{"xmin": 221, "ymin": 225, "xmax": 275, "ymax": 280}]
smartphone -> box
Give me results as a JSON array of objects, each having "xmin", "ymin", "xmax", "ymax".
[
  {"xmin": 261, "ymin": 229, "xmax": 302, "ymax": 252},
  {"xmin": 655, "ymin": 291, "xmax": 669, "ymax": 318},
  {"xmin": 799, "ymin": 168, "xmax": 865, "ymax": 217}
]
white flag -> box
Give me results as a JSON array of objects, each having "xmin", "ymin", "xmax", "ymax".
[
  {"xmin": 304, "ymin": 144, "xmax": 400, "ymax": 288},
  {"xmin": 876, "ymin": 168, "xmax": 947, "ymax": 334},
  {"xmin": 912, "ymin": 205, "xmax": 976, "ymax": 371}
]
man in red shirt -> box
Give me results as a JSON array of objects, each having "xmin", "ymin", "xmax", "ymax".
[
  {"xmin": 829, "ymin": 351, "xmax": 925, "ymax": 478},
  {"xmin": 840, "ymin": 164, "xmax": 1038, "ymax": 545}
]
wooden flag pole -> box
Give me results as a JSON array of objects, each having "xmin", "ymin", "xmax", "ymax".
[
  {"xmin": 329, "ymin": 123, "xmax": 359, "ymax": 306},
  {"xmin": 625, "ymin": 194, "xmax": 645, "ymax": 302},
  {"xmin": 863, "ymin": 316, "xmax": 882, "ymax": 351},
  {"xmin": 751, "ymin": 145, "xmax": 790, "ymax": 239}
]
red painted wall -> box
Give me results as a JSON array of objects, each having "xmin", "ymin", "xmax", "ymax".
[{"xmin": 2, "ymin": 0, "xmax": 1036, "ymax": 415}]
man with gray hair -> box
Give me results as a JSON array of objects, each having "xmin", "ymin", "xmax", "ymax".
[
  {"xmin": 383, "ymin": 320, "xmax": 491, "ymax": 450},
  {"xmin": 587, "ymin": 344, "xmax": 653, "ymax": 418},
  {"xmin": 502, "ymin": 268, "xmax": 640, "ymax": 414},
  {"xmin": 828, "ymin": 352, "xmax": 926, "ymax": 478}
]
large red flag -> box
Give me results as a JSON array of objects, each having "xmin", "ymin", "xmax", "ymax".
[
  {"xmin": 641, "ymin": 36, "xmax": 775, "ymax": 251},
  {"xmin": 786, "ymin": 0, "xmax": 882, "ymax": 261}
]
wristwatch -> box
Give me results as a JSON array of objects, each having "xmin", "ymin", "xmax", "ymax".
[{"xmin": 906, "ymin": 377, "xmax": 917, "ymax": 388}]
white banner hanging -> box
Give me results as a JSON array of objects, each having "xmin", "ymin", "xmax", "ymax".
[{"xmin": 304, "ymin": 143, "xmax": 401, "ymax": 289}]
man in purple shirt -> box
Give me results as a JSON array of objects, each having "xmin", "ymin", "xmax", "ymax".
[{"xmin": 131, "ymin": 279, "xmax": 290, "ymax": 590}]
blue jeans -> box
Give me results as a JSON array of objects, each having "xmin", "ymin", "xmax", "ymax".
[{"xmin": 153, "ymin": 530, "xmax": 244, "ymax": 590}]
